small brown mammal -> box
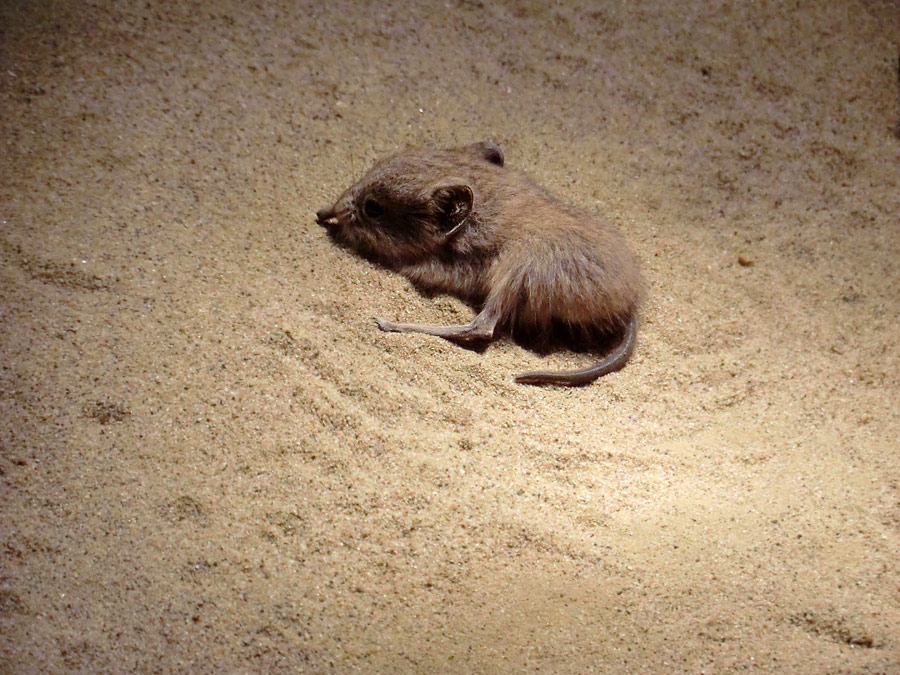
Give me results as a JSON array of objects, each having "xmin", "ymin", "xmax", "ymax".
[{"xmin": 316, "ymin": 140, "xmax": 644, "ymax": 386}]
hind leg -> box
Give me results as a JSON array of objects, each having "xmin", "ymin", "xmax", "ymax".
[{"xmin": 375, "ymin": 302, "xmax": 501, "ymax": 346}]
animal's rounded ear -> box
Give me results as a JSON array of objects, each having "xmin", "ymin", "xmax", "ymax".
[
  {"xmin": 466, "ymin": 140, "xmax": 504, "ymax": 167},
  {"xmin": 432, "ymin": 183, "xmax": 474, "ymax": 238}
]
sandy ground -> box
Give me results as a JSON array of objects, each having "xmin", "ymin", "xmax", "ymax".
[{"xmin": 2, "ymin": 0, "xmax": 899, "ymax": 671}]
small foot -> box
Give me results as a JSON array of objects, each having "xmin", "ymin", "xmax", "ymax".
[{"xmin": 374, "ymin": 317, "xmax": 404, "ymax": 333}]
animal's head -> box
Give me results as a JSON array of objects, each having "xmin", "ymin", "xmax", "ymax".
[{"xmin": 316, "ymin": 140, "xmax": 504, "ymax": 265}]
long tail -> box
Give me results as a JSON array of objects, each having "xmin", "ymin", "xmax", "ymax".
[{"xmin": 514, "ymin": 315, "xmax": 638, "ymax": 387}]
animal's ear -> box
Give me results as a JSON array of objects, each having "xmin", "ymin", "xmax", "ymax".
[
  {"xmin": 465, "ymin": 140, "xmax": 504, "ymax": 167},
  {"xmin": 432, "ymin": 183, "xmax": 474, "ymax": 238}
]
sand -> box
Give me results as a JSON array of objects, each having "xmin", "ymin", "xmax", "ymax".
[{"xmin": 2, "ymin": 0, "xmax": 899, "ymax": 671}]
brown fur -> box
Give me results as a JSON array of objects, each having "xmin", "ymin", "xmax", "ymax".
[{"xmin": 316, "ymin": 141, "xmax": 644, "ymax": 386}]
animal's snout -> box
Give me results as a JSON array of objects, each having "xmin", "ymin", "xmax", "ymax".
[{"xmin": 316, "ymin": 207, "xmax": 337, "ymax": 226}]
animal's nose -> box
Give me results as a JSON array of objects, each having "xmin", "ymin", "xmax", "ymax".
[{"xmin": 316, "ymin": 207, "xmax": 334, "ymax": 223}]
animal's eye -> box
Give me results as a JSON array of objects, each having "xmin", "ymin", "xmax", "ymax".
[{"xmin": 362, "ymin": 198, "xmax": 384, "ymax": 219}]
